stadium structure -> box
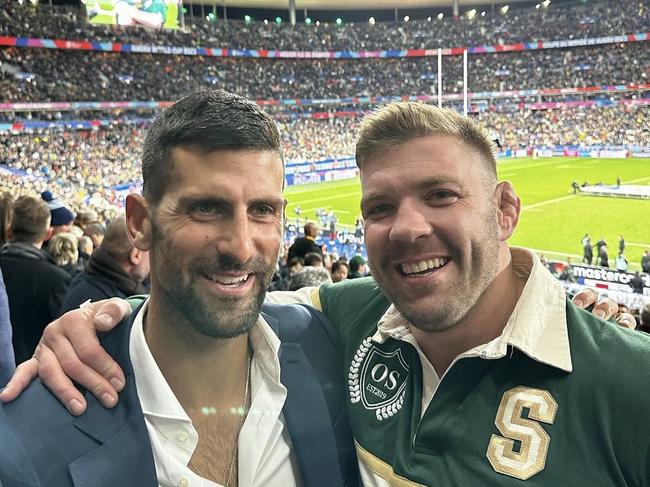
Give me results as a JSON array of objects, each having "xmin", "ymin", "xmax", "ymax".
[{"xmin": 0, "ymin": 0, "xmax": 648, "ymax": 309}]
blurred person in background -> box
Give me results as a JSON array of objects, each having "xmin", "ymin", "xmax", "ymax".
[
  {"xmin": 629, "ymin": 271, "xmax": 645, "ymax": 294},
  {"xmin": 288, "ymin": 222, "xmax": 322, "ymax": 261},
  {"xmin": 60, "ymin": 216, "xmax": 149, "ymax": 314},
  {"xmin": 582, "ymin": 237, "xmax": 593, "ymax": 265},
  {"xmin": 303, "ymin": 252, "xmax": 324, "ymax": 268},
  {"xmin": 0, "ymin": 196, "xmax": 71, "ymax": 364},
  {"xmin": 288, "ymin": 266, "xmax": 332, "ymax": 291},
  {"xmin": 642, "ymin": 250, "xmax": 650, "ymax": 273},
  {"xmin": 84, "ymin": 222, "xmax": 106, "ymax": 249},
  {"xmin": 615, "ymin": 251, "xmax": 628, "ymax": 272},
  {"xmin": 330, "ymin": 261, "xmax": 349, "ymax": 283},
  {"xmin": 47, "ymin": 232, "xmax": 82, "ymax": 276},
  {"xmin": 74, "ymin": 209, "xmax": 99, "ymax": 232},
  {"xmin": 77, "ymin": 235, "xmax": 94, "ymax": 268},
  {"xmin": 598, "ymin": 244, "xmax": 609, "ymax": 268},
  {"xmin": 40, "ymin": 191, "xmax": 75, "ymax": 238},
  {"xmin": 638, "ymin": 304, "xmax": 650, "ymax": 334},
  {"xmin": 348, "ymin": 255, "xmax": 367, "ymax": 279}
]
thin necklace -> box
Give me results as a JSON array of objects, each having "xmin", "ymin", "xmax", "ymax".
[{"xmin": 225, "ymin": 345, "xmax": 252, "ymax": 487}]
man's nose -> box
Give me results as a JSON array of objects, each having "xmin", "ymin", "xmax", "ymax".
[
  {"xmin": 215, "ymin": 211, "xmax": 255, "ymax": 265},
  {"xmin": 388, "ymin": 201, "xmax": 433, "ymax": 244}
]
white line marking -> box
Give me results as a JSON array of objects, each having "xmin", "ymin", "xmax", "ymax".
[{"xmin": 522, "ymin": 194, "xmax": 576, "ymax": 210}]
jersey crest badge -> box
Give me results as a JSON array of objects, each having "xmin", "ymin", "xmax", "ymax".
[{"xmin": 349, "ymin": 337, "xmax": 410, "ymax": 421}]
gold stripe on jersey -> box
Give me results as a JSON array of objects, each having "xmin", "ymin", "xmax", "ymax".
[{"xmin": 355, "ymin": 441, "xmax": 427, "ymax": 487}]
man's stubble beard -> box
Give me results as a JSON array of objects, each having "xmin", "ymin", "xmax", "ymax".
[
  {"xmin": 370, "ymin": 210, "xmax": 501, "ymax": 334},
  {"xmin": 150, "ymin": 218, "xmax": 275, "ymax": 340}
]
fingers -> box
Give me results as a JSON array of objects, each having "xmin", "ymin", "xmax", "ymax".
[
  {"xmin": 615, "ymin": 312, "xmax": 637, "ymax": 330},
  {"xmin": 0, "ymin": 358, "xmax": 39, "ymax": 403},
  {"xmin": 37, "ymin": 299, "xmax": 131, "ymax": 409},
  {"xmin": 591, "ymin": 298, "xmax": 618, "ymax": 321},
  {"xmin": 34, "ymin": 343, "xmax": 88, "ymax": 415},
  {"xmin": 90, "ymin": 298, "xmax": 132, "ymax": 332},
  {"xmin": 571, "ymin": 288, "xmax": 599, "ymax": 308}
]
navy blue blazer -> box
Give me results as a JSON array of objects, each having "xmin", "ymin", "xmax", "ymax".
[{"xmin": 0, "ymin": 302, "xmax": 359, "ymax": 487}]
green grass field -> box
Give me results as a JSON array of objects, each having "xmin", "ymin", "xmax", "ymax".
[{"xmin": 285, "ymin": 157, "xmax": 650, "ymax": 269}]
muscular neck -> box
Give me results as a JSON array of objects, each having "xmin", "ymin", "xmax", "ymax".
[
  {"xmin": 410, "ymin": 246, "xmax": 527, "ymax": 377},
  {"xmin": 144, "ymin": 293, "xmax": 251, "ymax": 413}
]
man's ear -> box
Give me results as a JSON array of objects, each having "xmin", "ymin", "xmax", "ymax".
[
  {"xmin": 126, "ymin": 193, "xmax": 151, "ymax": 251},
  {"xmin": 128, "ymin": 247, "xmax": 143, "ymax": 266},
  {"xmin": 494, "ymin": 181, "xmax": 521, "ymax": 241},
  {"xmin": 44, "ymin": 226, "xmax": 54, "ymax": 242}
]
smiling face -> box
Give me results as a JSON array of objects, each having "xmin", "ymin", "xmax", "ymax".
[
  {"xmin": 361, "ymin": 134, "xmax": 503, "ymax": 332},
  {"xmin": 137, "ymin": 146, "xmax": 285, "ymax": 339}
]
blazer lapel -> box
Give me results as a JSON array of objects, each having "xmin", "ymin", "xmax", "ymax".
[
  {"xmin": 279, "ymin": 342, "xmax": 344, "ymax": 487},
  {"xmin": 68, "ymin": 305, "xmax": 158, "ymax": 487}
]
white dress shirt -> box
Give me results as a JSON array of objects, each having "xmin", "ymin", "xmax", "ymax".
[{"xmin": 129, "ymin": 300, "xmax": 303, "ymax": 487}]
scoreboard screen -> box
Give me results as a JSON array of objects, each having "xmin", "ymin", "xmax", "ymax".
[{"xmin": 84, "ymin": 0, "xmax": 183, "ymax": 29}]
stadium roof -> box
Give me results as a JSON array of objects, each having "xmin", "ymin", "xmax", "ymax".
[{"xmin": 192, "ymin": 0, "xmax": 529, "ymax": 8}]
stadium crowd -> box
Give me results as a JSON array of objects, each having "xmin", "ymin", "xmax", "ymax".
[
  {"xmin": 0, "ymin": 0, "xmax": 647, "ymax": 51},
  {"xmin": 1, "ymin": 42, "xmax": 648, "ymax": 103}
]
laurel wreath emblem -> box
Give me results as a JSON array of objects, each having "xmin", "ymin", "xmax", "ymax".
[
  {"xmin": 348, "ymin": 336, "xmax": 407, "ymax": 421},
  {"xmin": 348, "ymin": 336, "xmax": 371, "ymax": 404}
]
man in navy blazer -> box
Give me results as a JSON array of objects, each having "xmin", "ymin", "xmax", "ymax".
[
  {"xmin": 0, "ymin": 301, "xmax": 358, "ymax": 487},
  {"xmin": 0, "ymin": 90, "xmax": 359, "ymax": 487}
]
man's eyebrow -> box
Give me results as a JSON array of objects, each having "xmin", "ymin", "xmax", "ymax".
[
  {"xmin": 361, "ymin": 176, "xmax": 462, "ymax": 207},
  {"xmin": 248, "ymin": 197, "xmax": 285, "ymax": 209},
  {"xmin": 176, "ymin": 195, "xmax": 230, "ymax": 207}
]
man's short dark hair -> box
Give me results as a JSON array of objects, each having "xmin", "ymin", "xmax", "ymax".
[
  {"xmin": 331, "ymin": 261, "xmax": 348, "ymax": 274},
  {"xmin": 304, "ymin": 252, "xmax": 323, "ymax": 267},
  {"xmin": 142, "ymin": 90, "xmax": 283, "ymax": 205},
  {"xmin": 10, "ymin": 196, "xmax": 51, "ymax": 244},
  {"xmin": 84, "ymin": 222, "xmax": 106, "ymax": 238}
]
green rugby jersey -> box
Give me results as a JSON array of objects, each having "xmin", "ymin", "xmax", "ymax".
[{"xmin": 317, "ymin": 251, "xmax": 650, "ymax": 487}]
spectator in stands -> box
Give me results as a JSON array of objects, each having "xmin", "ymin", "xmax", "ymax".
[
  {"xmin": 74, "ymin": 209, "xmax": 99, "ymax": 231},
  {"xmin": 629, "ymin": 272, "xmax": 645, "ymax": 294},
  {"xmin": 615, "ymin": 251, "xmax": 628, "ymax": 272},
  {"xmin": 84, "ymin": 222, "xmax": 106, "ymax": 249},
  {"xmin": 598, "ymin": 244, "xmax": 609, "ymax": 268},
  {"xmin": 303, "ymin": 252, "xmax": 323, "ymax": 268},
  {"xmin": 559, "ymin": 257, "xmax": 577, "ymax": 283},
  {"xmin": 287, "ymin": 222, "xmax": 322, "ymax": 261},
  {"xmin": 583, "ymin": 237, "xmax": 593, "ymax": 265},
  {"xmin": 40, "ymin": 191, "xmax": 75, "ymax": 237},
  {"xmin": 60, "ymin": 215, "xmax": 149, "ymax": 313},
  {"xmin": 0, "ymin": 268, "xmax": 15, "ymax": 386},
  {"xmin": 47, "ymin": 232, "xmax": 82, "ymax": 276},
  {"xmin": 330, "ymin": 261, "xmax": 349, "ymax": 283},
  {"xmin": 0, "ymin": 196, "xmax": 71, "ymax": 364},
  {"xmin": 348, "ymin": 255, "xmax": 367, "ymax": 279},
  {"xmin": 637, "ymin": 304, "xmax": 650, "ymax": 334},
  {"xmin": 288, "ymin": 266, "xmax": 332, "ymax": 291},
  {"xmin": 77, "ymin": 235, "xmax": 93, "ymax": 268}
]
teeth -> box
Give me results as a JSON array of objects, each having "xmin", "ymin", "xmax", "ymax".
[
  {"xmin": 207, "ymin": 274, "xmax": 249, "ymax": 285},
  {"xmin": 400, "ymin": 258, "xmax": 448, "ymax": 275}
]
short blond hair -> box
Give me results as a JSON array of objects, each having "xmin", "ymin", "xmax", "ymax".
[
  {"xmin": 47, "ymin": 232, "xmax": 79, "ymax": 267},
  {"xmin": 355, "ymin": 102, "xmax": 497, "ymax": 177}
]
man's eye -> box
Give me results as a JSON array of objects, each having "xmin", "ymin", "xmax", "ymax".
[
  {"xmin": 252, "ymin": 205, "xmax": 274, "ymax": 216},
  {"xmin": 192, "ymin": 202, "xmax": 218, "ymax": 214},
  {"xmin": 427, "ymin": 190, "xmax": 457, "ymax": 202},
  {"xmin": 364, "ymin": 204, "xmax": 391, "ymax": 218}
]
